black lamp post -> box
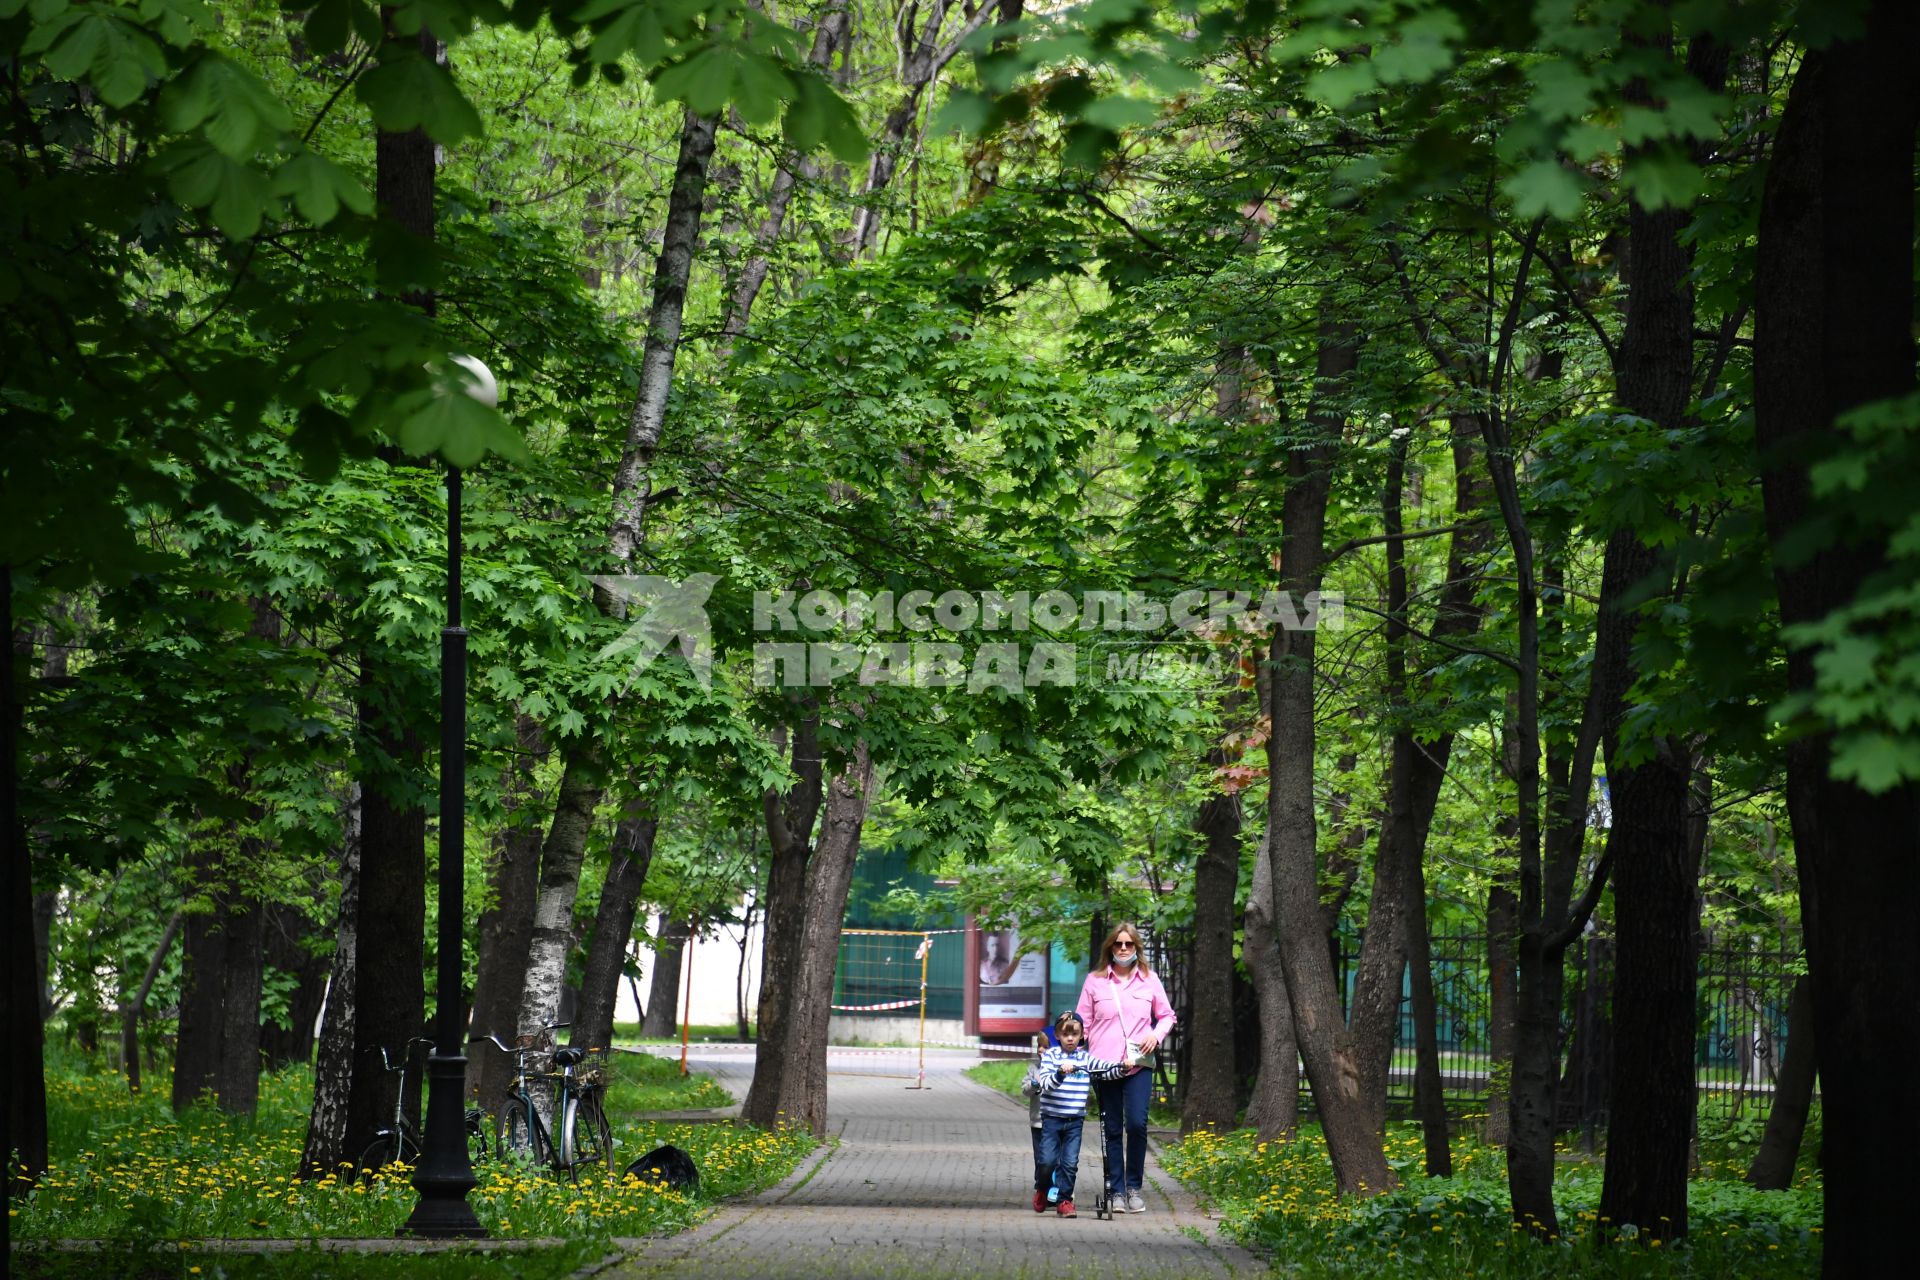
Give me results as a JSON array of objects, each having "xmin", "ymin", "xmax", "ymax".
[{"xmin": 402, "ymin": 355, "xmax": 496, "ymax": 1238}]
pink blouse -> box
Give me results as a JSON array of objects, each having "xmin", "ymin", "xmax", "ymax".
[{"xmin": 1074, "ymin": 965, "xmax": 1176, "ymax": 1071}]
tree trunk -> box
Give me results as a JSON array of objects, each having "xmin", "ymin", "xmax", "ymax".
[
  {"xmin": 345, "ymin": 715, "xmax": 427, "ymax": 1155},
  {"xmin": 343, "ymin": 18, "xmax": 435, "ymax": 1162},
  {"xmin": 300, "ymin": 785, "xmax": 361, "ymax": 1178},
  {"xmin": 608, "ymin": 108, "xmax": 717, "ymax": 569},
  {"xmin": 848, "ymin": 1, "xmax": 999, "ymax": 256},
  {"xmin": 467, "ymin": 713, "xmax": 547, "ymax": 1110},
  {"xmin": 121, "ymin": 911, "xmax": 183, "ymax": 1094},
  {"xmin": 516, "ymin": 752, "xmax": 602, "ymax": 1053},
  {"xmin": 1241, "ymin": 832, "xmax": 1298, "ymax": 1142},
  {"xmin": 261, "ymin": 903, "xmax": 329, "ymax": 1070},
  {"xmin": 742, "ymin": 743, "xmax": 874, "ymax": 1137},
  {"xmin": 1407, "ymin": 890, "xmax": 1450, "ymax": 1175},
  {"xmin": 215, "ymin": 894, "xmax": 266, "ymax": 1115},
  {"xmin": 743, "ymin": 714, "xmax": 826, "ymax": 1125},
  {"xmin": 32, "ymin": 888, "xmax": 56, "ymax": 1023},
  {"xmin": 1264, "ymin": 316, "xmax": 1392, "ymax": 1196},
  {"xmin": 1181, "ymin": 788, "xmax": 1241, "ymax": 1134},
  {"xmin": 736, "ymin": 896, "xmax": 757, "ymax": 1040},
  {"xmin": 1754, "ymin": 8, "xmax": 1920, "ymax": 1269},
  {"xmin": 1595, "ymin": 27, "xmax": 1725, "ymax": 1237},
  {"xmin": 173, "ymin": 835, "xmax": 230, "ymax": 1112},
  {"xmin": 716, "ymin": 2, "xmax": 850, "ymax": 362},
  {"xmin": 5, "ymin": 568, "xmax": 49, "ymax": 1195},
  {"xmin": 1746, "ymin": 974, "xmax": 1815, "ymax": 1190},
  {"xmin": 573, "ymin": 808, "xmax": 657, "ymax": 1053},
  {"xmin": 1351, "ymin": 421, "xmax": 1491, "ymax": 1138},
  {"xmin": 641, "ymin": 914, "xmax": 689, "ymax": 1040},
  {"xmin": 1484, "ymin": 831, "xmax": 1520, "ymax": 1146},
  {"xmin": 517, "ymin": 106, "xmax": 718, "ymax": 1060}
]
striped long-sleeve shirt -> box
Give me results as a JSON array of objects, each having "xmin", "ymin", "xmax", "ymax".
[{"xmin": 1031, "ymin": 1047, "xmax": 1129, "ymax": 1117}]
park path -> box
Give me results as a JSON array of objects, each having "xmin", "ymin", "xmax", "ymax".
[{"xmin": 605, "ymin": 1046, "xmax": 1265, "ymax": 1280}]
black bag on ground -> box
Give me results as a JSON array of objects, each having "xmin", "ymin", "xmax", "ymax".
[{"xmin": 624, "ymin": 1143, "xmax": 700, "ymax": 1192}]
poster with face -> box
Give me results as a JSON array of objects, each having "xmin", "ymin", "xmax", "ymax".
[{"xmin": 977, "ymin": 924, "xmax": 1048, "ymax": 1032}]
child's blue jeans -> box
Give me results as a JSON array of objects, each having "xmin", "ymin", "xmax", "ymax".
[{"xmin": 1037, "ymin": 1112, "xmax": 1085, "ymax": 1199}]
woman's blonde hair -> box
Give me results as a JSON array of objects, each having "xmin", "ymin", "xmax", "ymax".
[{"xmin": 1100, "ymin": 922, "xmax": 1153, "ymax": 978}]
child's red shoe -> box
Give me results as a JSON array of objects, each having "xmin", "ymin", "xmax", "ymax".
[
  {"xmin": 1033, "ymin": 1190, "xmax": 1047, "ymax": 1213},
  {"xmin": 1057, "ymin": 1199, "xmax": 1076, "ymax": 1218}
]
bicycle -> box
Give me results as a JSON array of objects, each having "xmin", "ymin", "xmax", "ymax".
[
  {"xmin": 474, "ymin": 1027, "xmax": 613, "ymax": 1180},
  {"xmin": 357, "ymin": 1036, "xmax": 433, "ymax": 1176},
  {"xmin": 357, "ymin": 1037, "xmax": 491, "ymax": 1177}
]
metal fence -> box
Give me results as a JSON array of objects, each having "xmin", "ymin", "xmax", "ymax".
[
  {"xmin": 1149, "ymin": 930, "xmax": 1808, "ymax": 1129},
  {"xmin": 1320, "ymin": 931, "xmax": 1805, "ymax": 1127}
]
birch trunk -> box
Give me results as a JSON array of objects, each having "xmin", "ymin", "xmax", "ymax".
[
  {"xmin": 516, "ymin": 107, "xmax": 719, "ymax": 1054},
  {"xmin": 716, "ymin": 3, "xmax": 850, "ymax": 362},
  {"xmin": 300, "ymin": 785, "xmax": 361, "ymax": 1178},
  {"xmin": 848, "ymin": 2, "xmax": 997, "ymax": 256}
]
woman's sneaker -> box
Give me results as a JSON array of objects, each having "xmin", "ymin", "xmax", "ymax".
[
  {"xmin": 1057, "ymin": 1198, "xmax": 1076, "ymax": 1217},
  {"xmin": 1033, "ymin": 1190, "xmax": 1048, "ymax": 1213},
  {"xmin": 1124, "ymin": 1190, "xmax": 1146, "ymax": 1213}
]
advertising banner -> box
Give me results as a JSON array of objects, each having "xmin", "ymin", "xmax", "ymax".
[{"xmin": 976, "ymin": 925, "xmax": 1048, "ymax": 1034}]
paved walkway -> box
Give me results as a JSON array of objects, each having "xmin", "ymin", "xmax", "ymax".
[{"xmin": 606, "ymin": 1047, "xmax": 1264, "ymax": 1280}]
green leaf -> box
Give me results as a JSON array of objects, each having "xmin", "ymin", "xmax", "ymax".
[
  {"xmin": 786, "ymin": 75, "xmax": 868, "ymax": 162},
  {"xmin": 163, "ymin": 142, "xmax": 272, "ymax": 239},
  {"xmin": 1622, "ymin": 147, "xmax": 1705, "ymax": 211},
  {"xmin": 1371, "ymin": 11, "xmax": 1462, "ymax": 86},
  {"xmin": 160, "ymin": 55, "xmax": 292, "ymax": 159},
  {"xmin": 1309, "ymin": 60, "xmax": 1377, "ymax": 110},
  {"xmin": 1527, "ymin": 59, "xmax": 1595, "ymax": 122},
  {"xmin": 931, "ymin": 87, "xmax": 992, "ymax": 138},
  {"xmin": 356, "ymin": 49, "xmax": 483, "ymax": 143},
  {"xmin": 45, "ymin": 14, "xmax": 168, "ymax": 107},
  {"xmin": 1502, "ymin": 159, "xmax": 1586, "ymax": 220},
  {"xmin": 272, "ymin": 148, "xmax": 372, "ymax": 225},
  {"xmin": 586, "ymin": 2, "xmax": 670, "ymax": 68},
  {"xmin": 653, "ymin": 44, "xmax": 736, "ymax": 115},
  {"xmin": 1082, "ymin": 95, "xmax": 1158, "ymax": 131},
  {"xmin": 1829, "ymin": 731, "xmax": 1920, "ymax": 794},
  {"xmin": 395, "ymin": 389, "xmax": 530, "ymax": 468}
]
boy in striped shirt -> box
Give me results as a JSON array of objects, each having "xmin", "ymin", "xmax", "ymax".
[{"xmin": 1025, "ymin": 1011, "xmax": 1128, "ymax": 1217}]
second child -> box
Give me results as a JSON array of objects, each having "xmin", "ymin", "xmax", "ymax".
[{"xmin": 1026, "ymin": 1012, "xmax": 1128, "ymax": 1218}]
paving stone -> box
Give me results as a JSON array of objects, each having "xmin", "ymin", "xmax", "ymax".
[{"xmin": 605, "ymin": 1048, "xmax": 1264, "ymax": 1280}]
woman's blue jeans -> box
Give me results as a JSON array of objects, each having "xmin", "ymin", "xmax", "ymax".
[{"xmin": 1095, "ymin": 1068, "xmax": 1151, "ymax": 1195}]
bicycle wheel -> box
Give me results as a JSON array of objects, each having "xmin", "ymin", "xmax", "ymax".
[
  {"xmin": 574, "ymin": 1091, "xmax": 612, "ymax": 1171},
  {"xmin": 497, "ymin": 1098, "xmax": 545, "ymax": 1163},
  {"xmin": 466, "ymin": 1108, "xmax": 491, "ymax": 1166},
  {"xmin": 558, "ymin": 1094, "xmax": 579, "ymax": 1171},
  {"xmin": 358, "ymin": 1130, "xmax": 416, "ymax": 1179}
]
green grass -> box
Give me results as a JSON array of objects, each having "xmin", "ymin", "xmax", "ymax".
[
  {"xmin": 11, "ymin": 1050, "xmax": 813, "ymax": 1258},
  {"xmin": 613, "ymin": 1049, "xmax": 734, "ymax": 1111},
  {"xmin": 1163, "ymin": 1122, "xmax": 1823, "ymax": 1277}
]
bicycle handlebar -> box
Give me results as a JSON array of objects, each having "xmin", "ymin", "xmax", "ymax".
[
  {"xmin": 468, "ymin": 1023, "xmax": 570, "ymax": 1060},
  {"xmin": 363, "ymin": 1036, "xmax": 436, "ymax": 1072}
]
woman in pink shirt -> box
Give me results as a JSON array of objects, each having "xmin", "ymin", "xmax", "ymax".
[{"xmin": 1074, "ymin": 922, "xmax": 1175, "ymax": 1213}]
